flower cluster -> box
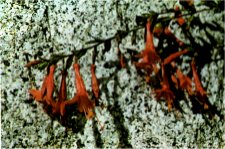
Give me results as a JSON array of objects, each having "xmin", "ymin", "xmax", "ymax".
[
  {"xmin": 28, "ymin": 63, "xmax": 99, "ymax": 119},
  {"xmin": 25, "ymin": 1, "xmax": 223, "ymax": 120},
  {"xmin": 133, "ymin": 10, "xmax": 211, "ymax": 112}
]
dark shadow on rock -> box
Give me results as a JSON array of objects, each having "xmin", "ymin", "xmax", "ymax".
[
  {"xmin": 107, "ymin": 74, "xmax": 132, "ymax": 148},
  {"xmin": 93, "ymin": 68, "xmax": 133, "ymax": 148},
  {"xmin": 92, "ymin": 118, "xmax": 104, "ymax": 148},
  {"xmin": 189, "ymin": 95, "xmax": 224, "ymax": 120},
  {"xmin": 32, "ymin": 103, "xmax": 87, "ymax": 134},
  {"xmin": 109, "ymin": 101, "xmax": 132, "ymax": 148}
]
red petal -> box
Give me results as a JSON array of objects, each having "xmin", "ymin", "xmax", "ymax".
[
  {"xmin": 45, "ymin": 65, "xmax": 56, "ymax": 105},
  {"xmin": 163, "ymin": 49, "xmax": 189, "ymax": 65},
  {"xmin": 58, "ymin": 70, "xmax": 67, "ymax": 102},
  {"xmin": 73, "ymin": 63, "xmax": 95, "ymax": 119},
  {"xmin": 65, "ymin": 95, "xmax": 79, "ymax": 106},
  {"xmin": 60, "ymin": 102, "xmax": 66, "ymax": 116},
  {"xmin": 77, "ymin": 95, "xmax": 95, "ymax": 119},
  {"xmin": 29, "ymin": 89, "xmax": 43, "ymax": 102},
  {"xmin": 171, "ymin": 74, "xmax": 178, "ymax": 89},
  {"xmin": 145, "ymin": 19, "xmax": 155, "ymax": 51},
  {"xmin": 74, "ymin": 64, "xmax": 83, "ymax": 95}
]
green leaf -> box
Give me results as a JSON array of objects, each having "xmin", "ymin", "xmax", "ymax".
[{"xmin": 37, "ymin": 61, "xmax": 49, "ymax": 70}]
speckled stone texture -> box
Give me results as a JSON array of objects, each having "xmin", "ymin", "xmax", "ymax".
[{"xmin": 1, "ymin": 0, "xmax": 224, "ymax": 148}]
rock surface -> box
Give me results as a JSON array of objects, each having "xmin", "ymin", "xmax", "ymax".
[{"xmin": 1, "ymin": 0, "xmax": 224, "ymax": 148}]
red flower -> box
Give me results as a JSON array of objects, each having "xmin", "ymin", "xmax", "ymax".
[
  {"xmin": 134, "ymin": 19, "xmax": 160, "ymax": 72},
  {"xmin": 171, "ymin": 74, "xmax": 179, "ymax": 89},
  {"xmin": 29, "ymin": 74, "xmax": 48, "ymax": 102},
  {"xmin": 29, "ymin": 65, "xmax": 56, "ymax": 105},
  {"xmin": 155, "ymin": 64, "xmax": 175, "ymax": 111},
  {"xmin": 29, "ymin": 89, "xmax": 44, "ymax": 102},
  {"xmin": 58, "ymin": 70, "xmax": 67, "ymax": 102},
  {"xmin": 66, "ymin": 63, "xmax": 95, "ymax": 119},
  {"xmin": 51, "ymin": 70, "xmax": 67, "ymax": 116},
  {"xmin": 171, "ymin": 62, "xmax": 193, "ymax": 95},
  {"xmin": 176, "ymin": 68, "xmax": 193, "ymax": 95},
  {"xmin": 29, "ymin": 75, "xmax": 47, "ymax": 101},
  {"xmin": 91, "ymin": 64, "xmax": 100, "ymax": 100},
  {"xmin": 163, "ymin": 49, "xmax": 189, "ymax": 65},
  {"xmin": 45, "ymin": 65, "xmax": 56, "ymax": 105}
]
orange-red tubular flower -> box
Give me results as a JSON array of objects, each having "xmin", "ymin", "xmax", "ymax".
[
  {"xmin": 29, "ymin": 67, "xmax": 50, "ymax": 102},
  {"xmin": 171, "ymin": 74, "xmax": 179, "ymax": 89},
  {"xmin": 51, "ymin": 70, "xmax": 68, "ymax": 116},
  {"xmin": 171, "ymin": 62, "xmax": 193, "ymax": 95},
  {"xmin": 135, "ymin": 19, "xmax": 160, "ymax": 71},
  {"xmin": 66, "ymin": 64, "xmax": 95, "ymax": 119},
  {"xmin": 155, "ymin": 64, "xmax": 175, "ymax": 111},
  {"xmin": 91, "ymin": 64, "xmax": 100, "ymax": 99},
  {"xmin": 163, "ymin": 49, "xmax": 189, "ymax": 65},
  {"xmin": 29, "ymin": 90, "xmax": 43, "ymax": 102},
  {"xmin": 29, "ymin": 65, "xmax": 56, "ymax": 107},
  {"xmin": 45, "ymin": 65, "xmax": 56, "ymax": 105},
  {"xmin": 176, "ymin": 68, "xmax": 193, "ymax": 94},
  {"xmin": 58, "ymin": 70, "xmax": 67, "ymax": 102}
]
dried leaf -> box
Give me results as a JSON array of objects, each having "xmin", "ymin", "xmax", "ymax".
[{"xmin": 25, "ymin": 60, "xmax": 42, "ymax": 68}]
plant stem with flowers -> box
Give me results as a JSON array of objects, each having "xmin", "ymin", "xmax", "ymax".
[{"xmin": 25, "ymin": 1, "xmax": 224, "ymax": 124}]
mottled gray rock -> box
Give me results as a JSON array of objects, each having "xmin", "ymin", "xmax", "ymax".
[{"xmin": 1, "ymin": 0, "xmax": 224, "ymax": 148}]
